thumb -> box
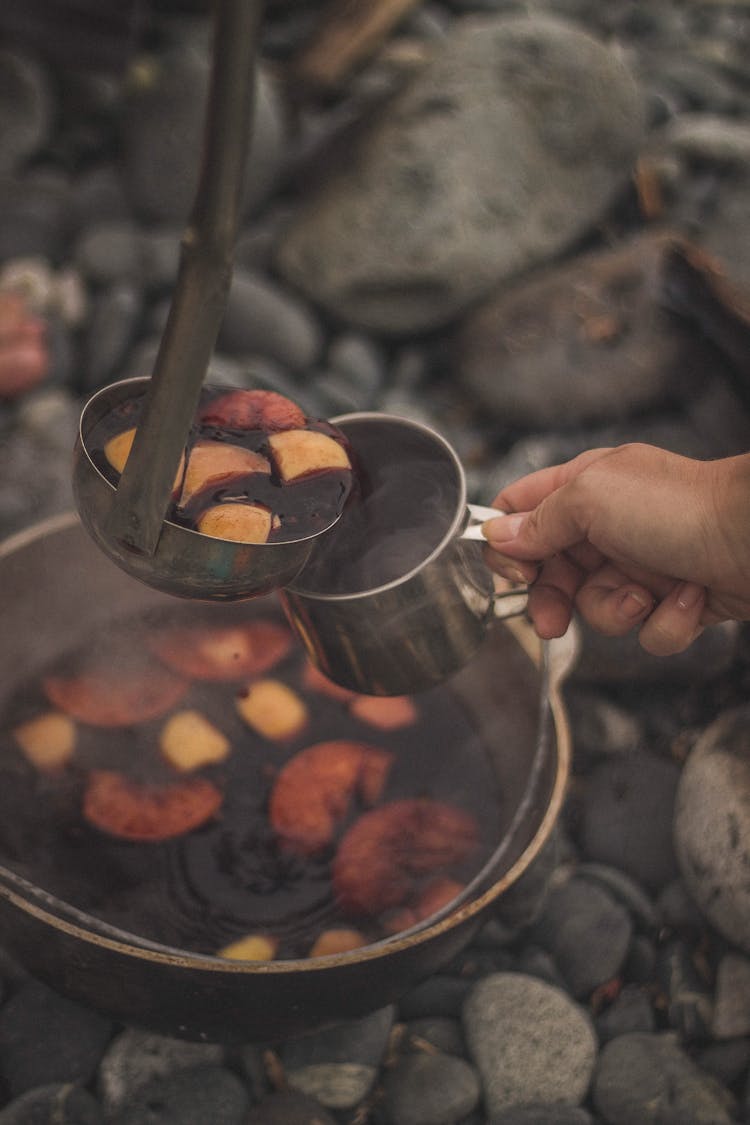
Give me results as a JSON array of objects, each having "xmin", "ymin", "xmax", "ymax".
[{"xmin": 482, "ymin": 496, "xmax": 589, "ymax": 561}]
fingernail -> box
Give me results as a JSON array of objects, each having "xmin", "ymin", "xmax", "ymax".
[
  {"xmin": 482, "ymin": 512, "xmax": 526, "ymax": 545},
  {"xmin": 675, "ymin": 582, "xmax": 704, "ymax": 610},
  {"xmin": 618, "ymin": 590, "xmax": 652, "ymax": 620}
]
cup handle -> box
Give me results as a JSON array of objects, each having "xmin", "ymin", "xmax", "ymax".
[
  {"xmin": 460, "ymin": 503, "xmax": 506, "ymax": 541},
  {"xmin": 460, "ymin": 504, "xmax": 529, "ymax": 619}
]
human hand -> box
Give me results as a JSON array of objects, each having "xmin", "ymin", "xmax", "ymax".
[
  {"xmin": 481, "ymin": 443, "xmax": 750, "ymax": 656},
  {"xmin": 0, "ymin": 291, "xmax": 49, "ymax": 399}
]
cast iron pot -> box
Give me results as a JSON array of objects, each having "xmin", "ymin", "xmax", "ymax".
[{"xmin": 0, "ymin": 513, "xmax": 575, "ymax": 1044}]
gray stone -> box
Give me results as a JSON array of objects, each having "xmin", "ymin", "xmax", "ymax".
[
  {"xmin": 217, "ymin": 268, "xmax": 323, "ymax": 373},
  {"xmin": 73, "ymin": 221, "xmax": 143, "ymax": 287},
  {"xmin": 97, "ymin": 1028, "xmax": 225, "ymax": 1115},
  {"xmin": 595, "ymin": 985, "xmax": 656, "ymax": 1043},
  {"xmin": 462, "ymin": 973, "xmax": 597, "ymax": 1116},
  {"xmin": 0, "ymin": 1083, "xmax": 102, "ymax": 1124},
  {"xmin": 0, "ymin": 980, "xmax": 112, "ymax": 1099},
  {"xmin": 580, "ymin": 752, "xmax": 681, "ymax": 892},
  {"xmin": 488, "ymin": 1108, "xmax": 593, "ymax": 1125},
  {"xmin": 383, "ymin": 1052, "xmax": 481, "ymax": 1125},
  {"xmin": 457, "ymin": 232, "xmax": 700, "ymax": 428},
  {"xmin": 592, "ymin": 1032, "xmax": 735, "ymax": 1124},
  {"xmin": 81, "ymin": 283, "xmax": 143, "ymax": 390},
  {"xmin": 245, "ymin": 1090, "xmax": 337, "ymax": 1124},
  {"xmin": 0, "ymin": 50, "xmax": 53, "ymax": 177},
  {"xmin": 281, "ymin": 1006, "xmax": 395, "ymax": 1110},
  {"xmin": 276, "ymin": 14, "xmax": 645, "ymax": 333},
  {"xmin": 121, "ymin": 50, "xmax": 286, "ymax": 225},
  {"xmin": 674, "ymin": 705, "xmax": 750, "ymax": 954},
  {"xmin": 403, "ymin": 1017, "xmax": 466, "ymax": 1058},
  {"xmin": 712, "ymin": 954, "xmax": 750, "ymax": 1040},
  {"xmin": 108, "ymin": 1065, "xmax": 249, "ymax": 1125},
  {"xmin": 529, "ymin": 875, "xmax": 633, "ymax": 998}
]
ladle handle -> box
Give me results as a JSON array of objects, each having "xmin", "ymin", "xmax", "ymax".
[{"xmin": 104, "ymin": 0, "xmax": 264, "ymax": 556}]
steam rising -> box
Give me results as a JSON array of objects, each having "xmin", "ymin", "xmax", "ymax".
[{"xmin": 298, "ymin": 423, "xmax": 462, "ymax": 596}]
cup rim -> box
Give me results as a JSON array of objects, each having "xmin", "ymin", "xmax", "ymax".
[{"xmin": 286, "ymin": 411, "xmax": 469, "ymax": 601}]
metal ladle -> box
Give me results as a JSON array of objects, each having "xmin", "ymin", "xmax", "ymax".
[{"xmin": 72, "ymin": 0, "xmax": 322, "ymax": 601}]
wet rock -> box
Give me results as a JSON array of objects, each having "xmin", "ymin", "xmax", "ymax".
[
  {"xmin": 72, "ymin": 220, "xmax": 144, "ymax": 287},
  {"xmin": 280, "ymin": 1006, "xmax": 395, "ymax": 1110},
  {"xmin": 595, "ymin": 985, "xmax": 656, "ymax": 1043},
  {"xmin": 121, "ymin": 49, "xmax": 287, "ymax": 225},
  {"xmin": 674, "ymin": 705, "xmax": 750, "ymax": 954},
  {"xmin": 487, "ymin": 1108, "xmax": 594, "ymax": 1125},
  {"xmin": 97, "ymin": 1028, "xmax": 224, "ymax": 1116},
  {"xmin": 402, "ymin": 1017, "xmax": 466, "ymax": 1058},
  {"xmin": 592, "ymin": 1031, "xmax": 736, "ymax": 1124},
  {"xmin": 457, "ymin": 232, "xmax": 711, "ymax": 428},
  {"xmin": 572, "ymin": 619, "xmax": 740, "ymax": 686},
  {"xmin": 217, "ymin": 268, "xmax": 322, "ymax": 372},
  {"xmin": 245, "ymin": 1089, "xmax": 337, "ymax": 1125},
  {"xmin": 462, "ymin": 973, "xmax": 597, "ymax": 1116},
  {"xmin": 529, "ymin": 875, "xmax": 633, "ymax": 998},
  {"xmin": 579, "ymin": 751, "xmax": 681, "ymax": 892},
  {"xmin": 108, "ymin": 1065, "xmax": 248, "ymax": 1125},
  {"xmin": 398, "ymin": 975, "xmax": 473, "ymax": 1021},
  {"xmin": 0, "ymin": 175, "xmax": 71, "ymax": 264},
  {"xmin": 81, "ymin": 282, "xmax": 143, "ymax": 391},
  {"xmin": 712, "ymin": 953, "xmax": 750, "ymax": 1040},
  {"xmin": 0, "ymin": 50, "xmax": 53, "ymax": 177},
  {"xmin": 383, "ymin": 1051, "xmax": 481, "ymax": 1125},
  {"xmin": 276, "ymin": 14, "xmax": 645, "ymax": 334},
  {"xmin": 0, "ymin": 980, "xmax": 112, "ymax": 1099},
  {"xmin": 655, "ymin": 939, "xmax": 714, "ymax": 1042},
  {"xmin": 0, "ymin": 1082, "xmax": 102, "ymax": 1125}
]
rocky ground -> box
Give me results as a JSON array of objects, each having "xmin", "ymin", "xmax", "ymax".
[{"xmin": 0, "ymin": 0, "xmax": 749, "ymax": 1122}]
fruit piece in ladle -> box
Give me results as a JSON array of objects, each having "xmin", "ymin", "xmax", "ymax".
[
  {"xmin": 104, "ymin": 427, "xmax": 184, "ymax": 491},
  {"xmin": 200, "ymin": 388, "xmax": 306, "ymax": 432},
  {"xmin": 308, "ymin": 928, "xmax": 368, "ymax": 957},
  {"xmin": 179, "ymin": 440, "xmax": 271, "ymax": 507},
  {"xmin": 160, "ymin": 709, "xmax": 231, "ymax": 772},
  {"xmin": 268, "ymin": 429, "xmax": 351, "ymax": 482},
  {"xmin": 196, "ymin": 502, "xmax": 274, "ymax": 544}
]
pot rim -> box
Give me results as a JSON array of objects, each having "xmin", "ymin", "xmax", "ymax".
[{"xmin": 0, "ymin": 512, "xmax": 574, "ymax": 975}]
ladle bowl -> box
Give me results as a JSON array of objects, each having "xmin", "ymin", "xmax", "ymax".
[{"xmin": 73, "ymin": 376, "xmax": 339, "ymax": 602}]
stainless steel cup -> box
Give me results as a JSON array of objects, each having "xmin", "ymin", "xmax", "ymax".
[{"xmin": 280, "ymin": 413, "xmax": 527, "ymax": 696}]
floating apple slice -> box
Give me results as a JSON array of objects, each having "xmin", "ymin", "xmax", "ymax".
[
  {"xmin": 83, "ymin": 769, "xmax": 223, "ymax": 841},
  {"xmin": 217, "ymin": 933, "xmax": 278, "ymax": 961},
  {"xmin": 269, "ymin": 739, "xmax": 393, "ymax": 855},
  {"xmin": 349, "ymin": 694, "xmax": 418, "ymax": 730},
  {"xmin": 308, "ymin": 928, "xmax": 368, "ymax": 957},
  {"xmin": 235, "ymin": 679, "xmax": 309, "ymax": 741},
  {"xmin": 200, "ymin": 389, "xmax": 306, "ymax": 432},
  {"xmin": 147, "ymin": 619, "xmax": 293, "ymax": 681},
  {"xmin": 104, "ymin": 427, "xmax": 184, "ymax": 492},
  {"xmin": 43, "ymin": 661, "xmax": 189, "ymax": 727},
  {"xmin": 12, "ymin": 711, "xmax": 77, "ymax": 771},
  {"xmin": 268, "ymin": 429, "xmax": 351, "ymax": 482},
  {"xmin": 160, "ymin": 709, "xmax": 231, "ymax": 772},
  {"xmin": 196, "ymin": 502, "xmax": 273, "ymax": 544},
  {"xmin": 179, "ymin": 439, "xmax": 271, "ymax": 508}
]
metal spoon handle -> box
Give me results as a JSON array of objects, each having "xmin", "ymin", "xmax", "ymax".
[{"xmin": 104, "ymin": 0, "xmax": 264, "ymax": 556}]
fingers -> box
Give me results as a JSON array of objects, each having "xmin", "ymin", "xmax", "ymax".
[
  {"xmin": 575, "ymin": 566, "xmax": 655, "ymax": 636},
  {"xmin": 637, "ymin": 582, "xmax": 706, "ymax": 656},
  {"xmin": 493, "ymin": 448, "xmax": 613, "ymax": 515}
]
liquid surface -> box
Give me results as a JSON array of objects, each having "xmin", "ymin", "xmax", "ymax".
[
  {"xmin": 87, "ymin": 386, "xmax": 354, "ymax": 544},
  {"xmin": 0, "ymin": 603, "xmax": 502, "ymax": 959}
]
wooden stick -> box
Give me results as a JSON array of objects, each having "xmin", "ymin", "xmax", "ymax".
[
  {"xmin": 104, "ymin": 0, "xmax": 264, "ymax": 556},
  {"xmin": 290, "ymin": 0, "xmax": 423, "ymax": 93}
]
